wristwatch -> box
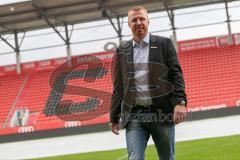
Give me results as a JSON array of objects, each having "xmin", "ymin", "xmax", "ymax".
[{"xmin": 178, "ymin": 100, "xmax": 186, "ymax": 106}]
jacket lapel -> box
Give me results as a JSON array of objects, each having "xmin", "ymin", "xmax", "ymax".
[
  {"xmin": 126, "ymin": 40, "xmax": 134, "ymax": 73},
  {"xmin": 149, "ymin": 34, "xmax": 160, "ymax": 62},
  {"xmin": 126, "ymin": 40, "xmax": 136, "ymax": 106}
]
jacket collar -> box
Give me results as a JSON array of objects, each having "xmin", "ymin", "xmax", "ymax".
[
  {"xmin": 132, "ymin": 33, "xmax": 150, "ymax": 47},
  {"xmin": 149, "ymin": 33, "xmax": 158, "ymax": 45},
  {"xmin": 126, "ymin": 34, "xmax": 158, "ymax": 63}
]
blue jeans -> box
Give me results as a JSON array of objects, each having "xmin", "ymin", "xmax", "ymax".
[{"xmin": 126, "ymin": 119, "xmax": 175, "ymax": 160}]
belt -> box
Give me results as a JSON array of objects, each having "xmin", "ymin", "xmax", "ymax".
[
  {"xmin": 131, "ymin": 105, "xmax": 155, "ymax": 112},
  {"xmin": 135, "ymin": 98, "xmax": 152, "ymax": 106}
]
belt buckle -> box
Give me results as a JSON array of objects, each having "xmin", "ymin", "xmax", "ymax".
[{"xmin": 143, "ymin": 105, "xmax": 151, "ymax": 111}]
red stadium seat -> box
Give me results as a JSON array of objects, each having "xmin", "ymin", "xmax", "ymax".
[{"xmin": 0, "ymin": 44, "xmax": 240, "ymax": 135}]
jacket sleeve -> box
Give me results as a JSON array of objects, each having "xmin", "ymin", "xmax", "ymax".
[
  {"xmin": 110, "ymin": 48, "xmax": 124, "ymax": 123},
  {"xmin": 166, "ymin": 38, "xmax": 187, "ymax": 107}
]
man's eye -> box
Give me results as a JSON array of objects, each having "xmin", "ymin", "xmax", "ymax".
[
  {"xmin": 131, "ymin": 17, "xmax": 145, "ymax": 23},
  {"xmin": 132, "ymin": 19, "xmax": 137, "ymax": 23}
]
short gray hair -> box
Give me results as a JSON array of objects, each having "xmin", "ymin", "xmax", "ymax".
[{"xmin": 128, "ymin": 6, "xmax": 148, "ymax": 17}]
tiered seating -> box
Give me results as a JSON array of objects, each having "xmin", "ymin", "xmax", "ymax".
[
  {"xmin": 179, "ymin": 45, "xmax": 240, "ymax": 111},
  {"xmin": 0, "ymin": 43, "xmax": 240, "ymax": 135},
  {"xmin": 20, "ymin": 71, "xmax": 54, "ymax": 124},
  {"xmin": 0, "ymin": 75, "xmax": 25, "ymax": 127},
  {"xmin": 15, "ymin": 61, "xmax": 113, "ymax": 127}
]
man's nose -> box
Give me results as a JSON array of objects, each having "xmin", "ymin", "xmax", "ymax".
[{"xmin": 136, "ymin": 19, "xmax": 141, "ymax": 25}]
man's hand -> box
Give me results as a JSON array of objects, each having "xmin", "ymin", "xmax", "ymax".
[
  {"xmin": 173, "ymin": 105, "xmax": 186, "ymax": 124},
  {"xmin": 109, "ymin": 123, "xmax": 120, "ymax": 135}
]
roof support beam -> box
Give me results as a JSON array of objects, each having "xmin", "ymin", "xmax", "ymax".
[
  {"xmin": 14, "ymin": 31, "xmax": 21, "ymax": 74},
  {"xmin": 224, "ymin": 0, "xmax": 233, "ymax": 45},
  {"xmin": 0, "ymin": 25, "xmax": 17, "ymax": 50},
  {"xmin": 116, "ymin": 15, "xmax": 123, "ymax": 42},
  {"xmin": 0, "ymin": 32, "xmax": 22, "ymax": 74},
  {"xmin": 0, "ymin": 35, "xmax": 16, "ymax": 51},
  {"xmin": 64, "ymin": 23, "xmax": 72, "ymax": 67},
  {"xmin": 32, "ymin": 2, "xmax": 67, "ymax": 43},
  {"xmin": 102, "ymin": 9, "xmax": 123, "ymax": 43},
  {"xmin": 32, "ymin": 1, "xmax": 73, "ymax": 67},
  {"xmin": 163, "ymin": 0, "xmax": 178, "ymax": 50}
]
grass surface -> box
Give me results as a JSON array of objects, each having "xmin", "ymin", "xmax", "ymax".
[{"xmin": 33, "ymin": 134, "xmax": 240, "ymax": 160}]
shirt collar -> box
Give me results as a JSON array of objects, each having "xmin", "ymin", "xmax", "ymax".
[{"xmin": 133, "ymin": 33, "xmax": 150, "ymax": 47}]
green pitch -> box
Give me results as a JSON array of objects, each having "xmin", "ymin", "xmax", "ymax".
[{"xmin": 33, "ymin": 134, "xmax": 240, "ymax": 160}]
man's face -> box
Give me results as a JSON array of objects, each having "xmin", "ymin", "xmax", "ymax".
[{"xmin": 128, "ymin": 10, "xmax": 149, "ymax": 39}]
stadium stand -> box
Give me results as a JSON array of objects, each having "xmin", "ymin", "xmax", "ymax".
[
  {"xmin": 179, "ymin": 40, "xmax": 240, "ymax": 112},
  {"xmin": 0, "ymin": 75, "xmax": 25, "ymax": 125},
  {"xmin": 0, "ymin": 52, "xmax": 113, "ymax": 135},
  {"xmin": 0, "ymin": 34, "xmax": 240, "ymax": 136},
  {"xmin": 186, "ymin": 46, "xmax": 239, "ymax": 107}
]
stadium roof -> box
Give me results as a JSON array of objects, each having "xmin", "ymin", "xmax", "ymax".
[{"xmin": 0, "ymin": 0, "xmax": 236, "ymax": 35}]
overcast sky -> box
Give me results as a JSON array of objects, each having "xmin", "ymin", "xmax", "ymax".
[{"xmin": 0, "ymin": 0, "xmax": 29, "ymax": 5}]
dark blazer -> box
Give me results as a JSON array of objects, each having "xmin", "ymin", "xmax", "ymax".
[{"xmin": 110, "ymin": 34, "xmax": 187, "ymax": 128}]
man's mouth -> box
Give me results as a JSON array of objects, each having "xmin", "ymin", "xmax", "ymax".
[{"xmin": 135, "ymin": 28, "xmax": 143, "ymax": 31}]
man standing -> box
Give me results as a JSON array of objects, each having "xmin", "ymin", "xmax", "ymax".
[{"xmin": 110, "ymin": 6, "xmax": 187, "ymax": 160}]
